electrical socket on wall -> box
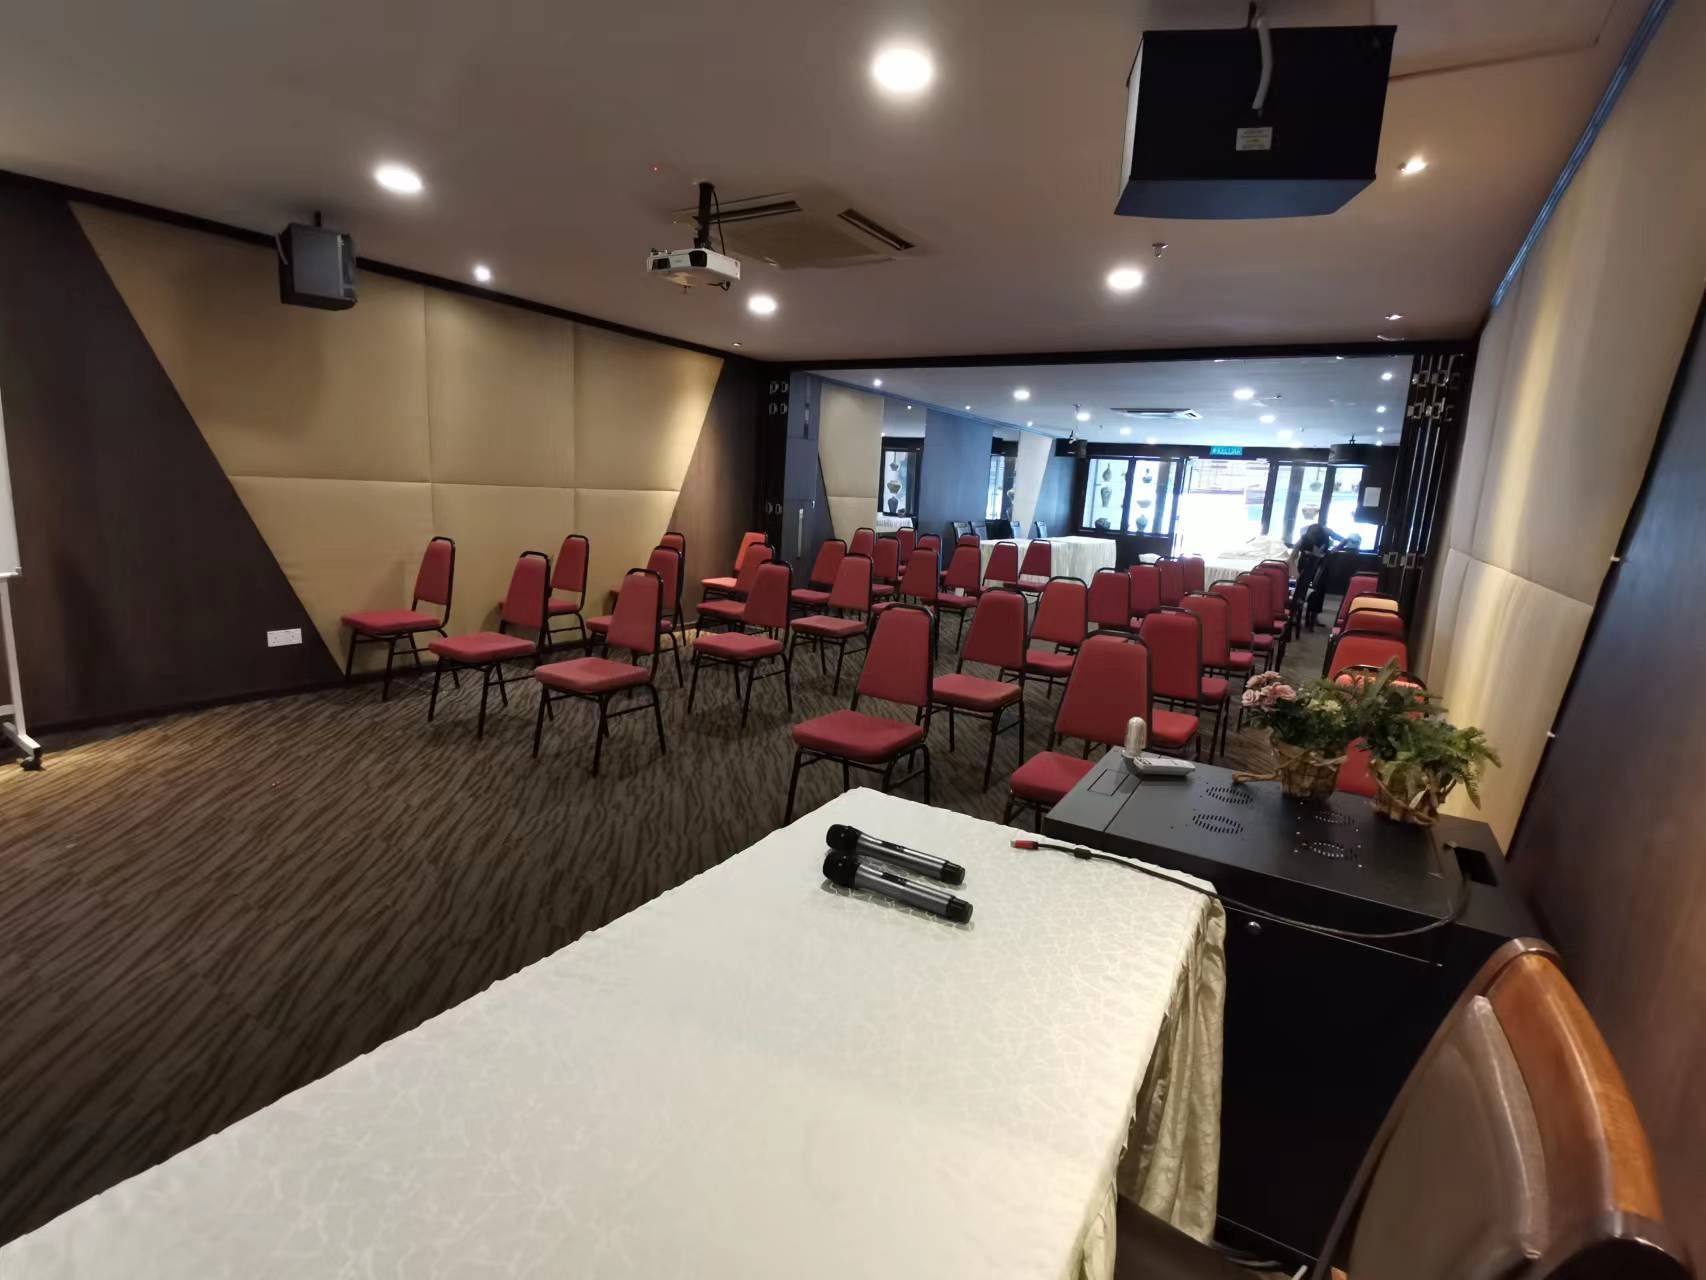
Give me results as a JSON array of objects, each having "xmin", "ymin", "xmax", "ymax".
[{"xmin": 266, "ymin": 628, "xmax": 303, "ymax": 648}]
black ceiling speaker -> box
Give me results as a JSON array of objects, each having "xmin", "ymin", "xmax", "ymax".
[
  {"xmin": 277, "ymin": 221, "xmax": 357, "ymax": 310},
  {"xmin": 1117, "ymin": 24, "xmax": 1397, "ymax": 219}
]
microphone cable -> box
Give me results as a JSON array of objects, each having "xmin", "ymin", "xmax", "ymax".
[{"xmin": 1011, "ymin": 838, "xmax": 1471, "ymax": 945}]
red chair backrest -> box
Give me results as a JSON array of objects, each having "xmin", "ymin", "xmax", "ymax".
[
  {"xmin": 1257, "ymin": 565, "xmax": 1290, "ymax": 626},
  {"xmin": 985, "ymin": 541, "xmax": 1019, "ymax": 585},
  {"xmin": 1329, "ymin": 632, "xmax": 1409, "ymax": 679},
  {"xmin": 734, "ymin": 539, "xmax": 769, "ymax": 576},
  {"xmin": 415, "ymin": 536, "xmax": 455, "ymax": 607},
  {"xmin": 1055, "ymin": 633, "xmax": 1151, "ymax": 748},
  {"xmin": 963, "ymin": 588, "xmax": 1027, "ymax": 672},
  {"xmin": 850, "ymin": 527, "xmax": 877, "ymax": 558},
  {"xmin": 500, "ymin": 551, "xmax": 551, "ymax": 631},
  {"xmin": 1336, "ymin": 573, "xmax": 1381, "ymax": 626},
  {"xmin": 857, "ymin": 605, "xmax": 932, "ymax": 708},
  {"xmin": 608, "ymin": 568, "xmax": 662, "ymax": 656},
  {"xmin": 734, "ymin": 530, "xmax": 767, "ymax": 570},
  {"xmin": 1344, "ymin": 611, "xmax": 1405, "ymax": 638},
  {"xmin": 646, "ymin": 545, "xmax": 681, "ymax": 615},
  {"xmin": 942, "ymin": 544, "xmax": 981, "ymax": 594},
  {"xmin": 896, "ymin": 547, "xmax": 938, "ymax": 603},
  {"xmin": 551, "ymin": 534, "xmax": 587, "ymax": 594},
  {"xmin": 1210, "ymin": 581, "xmax": 1255, "ymax": 647},
  {"xmin": 732, "ymin": 543, "xmax": 773, "ymax": 596},
  {"xmin": 872, "ymin": 536, "xmax": 900, "ymax": 583},
  {"xmin": 1238, "ymin": 572, "xmax": 1274, "ymax": 634},
  {"xmin": 1180, "ymin": 592, "xmax": 1230, "ymax": 666},
  {"xmin": 1129, "ymin": 563, "xmax": 1161, "ymax": 619},
  {"xmin": 660, "ymin": 531, "xmax": 686, "ymax": 556},
  {"xmin": 742, "ymin": 562, "xmax": 792, "ymax": 632},
  {"xmin": 1140, "ymin": 607, "xmax": 1203, "ymax": 704},
  {"xmin": 1178, "ymin": 555, "xmax": 1206, "ymax": 595},
  {"xmin": 1156, "ymin": 559, "xmax": 1184, "ymax": 606},
  {"xmin": 1089, "ymin": 568, "xmax": 1132, "ymax": 630},
  {"xmin": 896, "ymin": 527, "xmax": 916, "ymax": 564},
  {"xmin": 826, "ymin": 553, "xmax": 874, "ymax": 612},
  {"xmin": 807, "ymin": 539, "xmax": 846, "ymax": 589},
  {"xmin": 916, "ymin": 533, "xmax": 942, "ymax": 561},
  {"xmin": 1032, "ymin": 577, "xmax": 1088, "ymax": 648},
  {"xmin": 1018, "ymin": 540, "xmax": 1052, "ymax": 579},
  {"xmin": 956, "ymin": 533, "xmax": 980, "ymax": 548}
]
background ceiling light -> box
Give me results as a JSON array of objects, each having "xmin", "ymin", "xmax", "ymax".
[
  {"xmin": 1026, "ymin": 420, "xmax": 1034, "ymax": 427},
  {"xmin": 1381, "ymin": 371, "xmax": 1395, "ymax": 381},
  {"xmin": 731, "ymin": 341, "xmax": 742, "ymax": 348},
  {"xmin": 1377, "ymin": 426, "xmax": 1385, "ymax": 433},
  {"xmin": 1232, "ymin": 387, "xmax": 1255, "ymax": 401},
  {"xmin": 871, "ymin": 45, "xmax": 934, "ymax": 95},
  {"xmin": 964, "ymin": 404, "xmax": 972, "ymax": 411},
  {"xmin": 1376, "ymin": 405, "xmax": 1387, "ymax": 413},
  {"xmin": 746, "ymin": 293, "xmax": 778, "ymax": 316},
  {"xmin": 1400, "ymin": 156, "xmax": 1428, "ymax": 175},
  {"xmin": 1259, "ymin": 413, "xmax": 1276, "ymax": 424},
  {"xmin": 1013, "ymin": 387, "xmax": 1031, "ymax": 401},
  {"xmin": 472, "ymin": 263, "xmax": 492, "ymax": 284},
  {"xmin": 373, "ymin": 163, "xmax": 423, "ymax": 195},
  {"xmin": 872, "ymin": 377, "xmax": 883, "ymax": 387},
  {"xmin": 1119, "ymin": 425, "xmax": 1132, "ymax": 435},
  {"xmin": 1384, "ymin": 313, "xmax": 1404, "ymax": 321},
  {"xmin": 1105, "ymin": 266, "xmax": 1144, "ymax": 293},
  {"xmin": 1075, "ymin": 409, "xmax": 1091, "ymax": 422}
]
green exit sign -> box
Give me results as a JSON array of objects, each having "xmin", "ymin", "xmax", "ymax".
[{"xmin": 1209, "ymin": 445, "xmax": 1244, "ymax": 457}]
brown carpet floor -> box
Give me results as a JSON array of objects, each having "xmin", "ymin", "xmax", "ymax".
[{"xmin": 0, "ymin": 612, "xmax": 1331, "ymax": 1244}]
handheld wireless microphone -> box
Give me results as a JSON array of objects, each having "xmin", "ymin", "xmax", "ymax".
[
  {"xmin": 822, "ymin": 849, "xmax": 974, "ymax": 924},
  {"xmin": 825, "ymin": 824, "xmax": 966, "ymax": 885}
]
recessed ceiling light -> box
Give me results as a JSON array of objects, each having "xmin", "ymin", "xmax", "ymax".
[
  {"xmin": 964, "ymin": 404, "xmax": 972, "ymax": 411},
  {"xmin": 1232, "ymin": 387, "xmax": 1255, "ymax": 401},
  {"xmin": 1376, "ymin": 405, "xmax": 1387, "ymax": 413},
  {"xmin": 1381, "ymin": 371, "xmax": 1395, "ymax": 381},
  {"xmin": 747, "ymin": 293, "xmax": 778, "ymax": 316},
  {"xmin": 1026, "ymin": 420, "xmax": 1034, "ymax": 427},
  {"xmin": 1259, "ymin": 413, "xmax": 1276, "ymax": 424},
  {"xmin": 731, "ymin": 341, "xmax": 742, "ymax": 348},
  {"xmin": 1013, "ymin": 387, "xmax": 1031, "ymax": 401},
  {"xmin": 1384, "ymin": 313, "xmax": 1404, "ymax": 321},
  {"xmin": 1335, "ymin": 355, "xmax": 1345, "ymax": 360},
  {"xmin": 472, "ymin": 263, "xmax": 492, "ymax": 284},
  {"xmin": 871, "ymin": 45, "xmax": 934, "ymax": 95},
  {"xmin": 1213, "ymin": 358, "xmax": 1227, "ymax": 363},
  {"xmin": 373, "ymin": 162, "xmax": 424, "ymax": 195},
  {"xmin": 906, "ymin": 404, "xmax": 913, "ymax": 410},
  {"xmin": 1377, "ymin": 426, "xmax": 1385, "ymax": 433},
  {"xmin": 872, "ymin": 378, "xmax": 883, "ymax": 387},
  {"xmin": 1400, "ymin": 156, "xmax": 1428, "ymax": 176},
  {"xmin": 1075, "ymin": 409, "xmax": 1091, "ymax": 423},
  {"xmin": 1106, "ymin": 266, "xmax": 1144, "ymax": 293}
]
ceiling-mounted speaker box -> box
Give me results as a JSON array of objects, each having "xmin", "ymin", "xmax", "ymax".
[
  {"xmin": 277, "ymin": 222, "xmax": 357, "ymax": 310},
  {"xmin": 1117, "ymin": 25, "xmax": 1396, "ymax": 220}
]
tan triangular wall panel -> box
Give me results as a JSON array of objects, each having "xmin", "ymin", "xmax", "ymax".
[{"xmin": 573, "ymin": 326, "xmax": 719, "ymax": 493}]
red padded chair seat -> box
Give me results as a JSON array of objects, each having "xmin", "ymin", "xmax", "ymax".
[
  {"xmin": 936, "ymin": 591, "xmax": 978, "ymax": 611},
  {"xmin": 931, "ymin": 673, "xmax": 1020, "ymax": 712},
  {"xmin": 790, "ymin": 587, "xmax": 831, "ymax": 608},
  {"xmin": 535, "ymin": 656, "xmax": 649, "ymax": 694},
  {"xmin": 1251, "ymin": 634, "xmax": 1275, "ymax": 651},
  {"xmin": 1201, "ymin": 675, "xmax": 1230, "ymax": 702},
  {"xmin": 547, "ymin": 598, "xmax": 581, "ymax": 616},
  {"xmin": 585, "ymin": 614, "xmax": 613, "ymax": 633},
  {"xmin": 1227, "ymin": 649, "xmax": 1255, "ymax": 670},
  {"xmin": 696, "ymin": 598, "xmax": 746, "ymax": 623},
  {"xmin": 871, "ymin": 583, "xmax": 896, "ymax": 598},
  {"xmin": 1149, "ymin": 708, "xmax": 1199, "ymax": 747},
  {"xmin": 792, "ymin": 615, "xmax": 866, "ymax": 638},
  {"xmin": 694, "ymin": 632, "xmax": 784, "ymax": 660},
  {"xmin": 791, "ymin": 710, "xmax": 925, "ymax": 763},
  {"xmin": 701, "ymin": 575, "xmax": 738, "ymax": 593},
  {"xmin": 1009, "ymin": 750, "xmax": 1095, "ymax": 804},
  {"xmin": 1024, "ymin": 650, "xmax": 1075, "ymax": 677},
  {"xmin": 341, "ymin": 608, "xmax": 441, "ymax": 634},
  {"xmin": 429, "ymin": 632, "xmax": 536, "ymax": 663}
]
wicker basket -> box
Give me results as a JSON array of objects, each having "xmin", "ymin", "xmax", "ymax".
[
  {"xmin": 1272, "ymin": 742, "xmax": 1342, "ymax": 800},
  {"xmin": 1371, "ymin": 775, "xmax": 1449, "ymax": 826}
]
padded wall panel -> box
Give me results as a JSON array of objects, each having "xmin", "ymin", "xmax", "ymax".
[
  {"xmin": 817, "ymin": 382, "xmax": 881, "ymax": 540},
  {"xmin": 425, "ymin": 292, "xmax": 574, "ymax": 488},
  {"xmin": 573, "ymin": 326, "xmax": 719, "ymax": 493},
  {"xmin": 74, "ymin": 205, "xmax": 431, "ymax": 483},
  {"xmin": 430, "ymin": 483, "xmax": 575, "ymax": 634},
  {"xmin": 666, "ymin": 361, "xmax": 760, "ymax": 610},
  {"xmin": 231, "ymin": 477, "xmax": 434, "ymax": 663},
  {"xmin": 574, "ymin": 488, "xmax": 681, "ymax": 615}
]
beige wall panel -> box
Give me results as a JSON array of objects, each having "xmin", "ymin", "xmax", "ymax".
[
  {"xmin": 425, "ymin": 292, "xmax": 575, "ymax": 488},
  {"xmin": 573, "ymin": 488, "xmax": 681, "ymax": 615},
  {"xmin": 819, "ymin": 383, "xmax": 883, "ymax": 508},
  {"xmin": 573, "ymin": 326, "xmax": 720, "ymax": 492},
  {"xmin": 1416, "ymin": 544, "xmax": 1470, "ymax": 691},
  {"xmin": 230, "ymin": 476, "xmax": 434, "ymax": 664},
  {"xmin": 74, "ymin": 204, "xmax": 431, "ymax": 483},
  {"xmin": 1434, "ymin": 559, "xmax": 1594, "ymax": 847},
  {"xmin": 431, "ymin": 483, "xmax": 576, "ymax": 633},
  {"xmin": 828, "ymin": 495, "xmax": 877, "ymax": 546},
  {"xmin": 1444, "ymin": 266, "xmax": 1522, "ymax": 561}
]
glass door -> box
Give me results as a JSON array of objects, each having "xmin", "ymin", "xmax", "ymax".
[{"xmin": 1172, "ymin": 457, "xmax": 1271, "ymax": 556}]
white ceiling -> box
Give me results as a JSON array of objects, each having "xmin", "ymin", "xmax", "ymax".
[
  {"xmin": 0, "ymin": 0, "xmax": 1641, "ymax": 360},
  {"xmin": 825, "ymin": 354, "xmax": 1412, "ymax": 447}
]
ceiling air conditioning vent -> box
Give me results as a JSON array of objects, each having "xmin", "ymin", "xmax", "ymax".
[
  {"xmin": 1111, "ymin": 407, "xmax": 1203, "ymax": 421},
  {"xmin": 672, "ymin": 188, "xmax": 919, "ymax": 269}
]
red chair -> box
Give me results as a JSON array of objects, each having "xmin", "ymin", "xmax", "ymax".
[
  {"xmin": 531, "ymin": 567, "xmax": 666, "ymax": 773},
  {"xmin": 1178, "ymin": 555, "xmax": 1207, "ymax": 595},
  {"xmin": 1024, "ymin": 576, "xmax": 1088, "ymax": 697},
  {"xmin": 1138, "ymin": 607, "xmax": 1204, "ymax": 759},
  {"xmin": 1156, "ymin": 558, "xmax": 1184, "ymax": 606},
  {"xmin": 790, "ymin": 538, "xmax": 846, "ymax": 615},
  {"xmin": 701, "ymin": 532, "xmax": 768, "ymax": 601},
  {"xmin": 1179, "ymin": 592, "xmax": 1232, "ymax": 759},
  {"xmin": 689, "ymin": 561, "xmax": 793, "ymax": 728},
  {"xmin": 1334, "ymin": 667, "xmax": 1428, "ymax": 796},
  {"xmin": 1129, "ymin": 563, "xmax": 1162, "ymax": 624},
  {"xmin": 341, "ymin": 535, "xmax": 456, "ymax": 701},
  {"xmin": 1089, "ymin": 567, "xmax": 1134, "ymax": 634},
  {"xmin": 849, "ymin": 527, "xmax": 877, "ymax": 558},
  {"xmin": 1208, "ymin": 581, "xmax": 1259, "ymax": 679},
  {"xmin": 931, "ymin": 588, "xmax": 1027, "ymax": 790},
  {"xmin": 543, "ymin": 533, "xmax": 589, "ymax": 653},
  {"xmin": 871, "ymin": 536, "xmax": 901, "ymax": 597},
  {"xmin": 1256, "ymin": 563, "xmax": 1292, "ymax": 660},
  {"xmin": 427, "ymin": 549, "xmax": 549, "ymax": 738},
  {"xmin": 784, "ymin": 603, "xmax": 934, "ymax": 822},
  {"xmin": 789, "ymin": 552, "xmax": 873, "ymax": 693},
  {"xmin": 1343, "ymin": 610, "xmax": 1405, "ymax": 638},
  {"xmin": 879, "ymin": 546, "xmax": 939, "ymax": 609},
  {"xmin": 590, "ymin": 545, "xmax": 686, "ymax": 684},
  {"xmin": 1017, "ymin": 540, "xmax": 1052, "ymax": 592},
  {"xmin": 696, "ymin": 544, "xmax": 773, "ymax": 630},
  {"xmin": 915, "ymin": 533, "xmax": 942, "ymax": 566},
  {"xmin": 936, "ymin": 543, "xmax": 983, "ymax": 648},
  {"xmin": 1004, "ymin": 633, "xmax": 1150, "ymax": 829},
  {"xmin": 659, "ymin": 530, "xmax": 687, "ymax": 623},
  {"xmin": 1326, "ymin": 630, "xmax": 1409, "ymax": 679},
  {"xmin": 895, "ymin": 526, "xmax": 916, "ymax": 569},
  {"xmin": 1333, "ymin": 572, "xmax": 1382, "ymax": 633},
  {"xmin": 984, "ymin": 540, "xmax": 1020, "ymax": 589},
  {"xmin": 660, "ymin": 530, "xmax": 686, "ymax": 556},
  {"xmin": 1236, "ymin": 572, "xmax": 1279, "ymax": 671},
  {"xmin": 955, "ymin": 532, "xmax": 981, "ymax": 549}
]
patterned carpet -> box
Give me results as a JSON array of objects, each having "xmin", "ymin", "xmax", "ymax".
[{"xmin": 0, "ymin": 614, "xmax": 1330, "ymax": 1244}]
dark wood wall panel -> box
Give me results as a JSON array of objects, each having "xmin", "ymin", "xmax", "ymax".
[
  {"xmin": 667, "ymin": 360, "xmax": 759, "ymax": 608},
  {"xmin": 1512, "ymin": 299, "xmax": 1706, "ymax": 1257},
  {"xmin": 0, "ymin": 183, "xmax": 338, "ymax": 727}
]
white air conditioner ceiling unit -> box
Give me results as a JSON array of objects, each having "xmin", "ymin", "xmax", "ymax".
[
  {"xmin": 1112, "ymin": 407, "xmax": 1204, "ymax": 420},
  {"xmin": 672, "ymin": 188, "xmax": 918, "ymax": 269}
]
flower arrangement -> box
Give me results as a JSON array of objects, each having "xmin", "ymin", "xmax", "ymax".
[
  {"xmin": 1236, "ymin": 670, "xmax": 1357, "ymax": 798},
  {"xmin": 1340, "ymin": 661, "xmax": 1501, "ymax": 825}
]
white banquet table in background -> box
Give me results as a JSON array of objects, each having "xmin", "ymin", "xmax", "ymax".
[
  {"xmin": 979, "ymin": 535, "xmax": 1117, "ymax": 584},
  {"xmin": 0, "ymin": 792, "xmax": 1225, "ymax": 1280}
]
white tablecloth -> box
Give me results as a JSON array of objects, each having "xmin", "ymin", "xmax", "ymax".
[
  {"xmin": 0, "ymin": 792, "xmax": 1224, "ymax": 1280},
  {"xmin": 979, "ymin": 535, "xmax": 1117, "ymax": 585}
]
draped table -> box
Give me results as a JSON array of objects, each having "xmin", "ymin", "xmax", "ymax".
[
  {"xmin": 0, "ymin": 791, "xmax": 1225, "ymax": 1280},
  {"xmin": 979, "ymin": 535, "xmax": 1117, "ymax": 585}
]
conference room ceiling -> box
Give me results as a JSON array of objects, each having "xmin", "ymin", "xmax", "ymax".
[{"xmin": 0, "ymin": 0, "xmax": 1640, "ymax": 361}]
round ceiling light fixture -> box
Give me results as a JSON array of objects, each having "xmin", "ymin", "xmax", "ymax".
[
  {"xmin": 373, "ymin": 162, "xmax": 424, "ymax": 195},
  {"xmin": 472, "ymin": 263, "xmax": 493, "ymax": 284},
  {"xmin": 1105, "ymin": 266, "xmax": 1145, "ymax": 293},
  {"xmin": 747, "ymin": 293, "xmax": 778, "ymax": 316},
  {"xmin": 1399, "ymin": 156, "xmax": 1428, "ymax": 176},
  {"xmin": 871, "ymin": 45, "xmax": 935, "ymax": 95},
  {"xmin": 1075, "ymin": 408, "xmax": 1091, "ymax": 423},
  {"xmin": 1013, "ymin": 387, "xmax": 1031, "ymax": 401},
  {"xmin": 1232, "ymin": 387, "xmax": 1256, "ymax": 401},
  {"xmin": 872, "ymin": 378, "xmax": 883, "ymax": 387}
]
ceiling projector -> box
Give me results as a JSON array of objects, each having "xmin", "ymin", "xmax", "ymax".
[{"xmin": 647, "ymin": 247, "xmax": 741, "ymax": 287}]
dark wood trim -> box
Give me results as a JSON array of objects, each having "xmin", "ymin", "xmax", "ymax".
[{"xmin": 795, "ymin": 338, "xmax": 1475, "ymax": 370}]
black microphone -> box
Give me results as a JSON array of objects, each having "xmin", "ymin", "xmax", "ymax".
[
  {"xmin": 825, "ymin": 824, "xmax": 966, "ymax": 886},
  {"xmin": 822, "ymin": 849, "xmax": 973, "ymax": 924}
]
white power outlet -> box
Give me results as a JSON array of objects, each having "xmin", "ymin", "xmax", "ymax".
[{"xmin": 266, "ymin": 628, "xmax": 303, "ymax": 648}]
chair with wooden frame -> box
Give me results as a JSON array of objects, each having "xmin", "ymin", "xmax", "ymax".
[
  {"xmin": 427, "ymin": 549, "xmax": 550, "ymax": 738},
  {"xmin": 784, "ymin": 603, "xmax": 934, "ymax": 823},
  {"xmin": 341, "ymin": 535, "xmax": 457, "ymax": 701},
  {"xmin": 790, "ymin": 538, "xmax": 846, "ymax": 616},
  {"xmin": 700, "ymin": 532, "xmax": 768, "ymax": 602},
  {"xmin": 1138, "ymin": 606, "xmax": 1205, "ymax": 760},
  {"xmin": 542, "ymin": 533, "xmax": 589, "ymax": 653},
  {"xmin": 1114, "ymin": 939, "xmax": 1695, "ymax": 1280},
  {"xmin": 1023, "ymin": 575, "xmax": 1089, "ymax": 698},
  {"xmin": 930, "ymin": 587, "xmax": 1027, "ymax": 790},
  {"xmin": 531, "ymin": 567, "xmax": 666, "ymax": 774},
  {"xmin": 688, "ymin": 560, "xmax": 793, "ymax": 729},
  {"xmin": 788, "ymin": 552, "xmax": 873, "ymax": 693}
]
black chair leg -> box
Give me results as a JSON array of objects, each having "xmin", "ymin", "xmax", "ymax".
[
  {"xmin": 947, "ymin": 707, "xmax": 956, "ymax": 752},
  {"xmin": 1017, "ymin": 699, "xmax": 1027, "ymax": 767},
  {"xmin": 428, "ymin": 663, "xmax": 444, "ymax": 721},
  {"xmin": 688, "ymin": 655, "xmax": 702, "ymax": 712},
  {"xmin": 592, "ymin": 697, "xmax": 609, "ymax": 776},
  {"xmin": 833, "ymin": 640, "xmax": 847, "ymax": 694},
  {"xmin": 920, "ymin": 743, "xmax": 932, "ymax": 805},
  {"xmin": 739, "ymin": 661, "xmax": 756, "ymax": 728},
  {"xmin": 784, "ymin": 751, "xmax": 806, "ymax": 823},
  {"xmin": 382, "ymin": 636, "xmax": 399, "ymax": 702},
  {"xmin": 477, "ymin": 665, "xmax": 495, "ymax": 738},
  {"xmin": 1002, "ymin": 792, "xmax": 1017, "ymax": 824},
  {"xmin": 651, "ymin": 684, "xmax": 667, "ymax": 753},
  {"xmin": 981, "ymin": 708, "xmax": 1000, "ymax": 791},
  {"xmin": 344, "ymin": 632, "xmax": 359, "ymax": 680},
  {"xmin": 435, "ymin": 631, "xmax": 462, "ymax": 688},
  {"xmin": 781, "ymin": 650, "xmax": 794, "ymax": 712},
  {"xmin": 532, "ymin": 687, "xmax": 550, "ymax": 757}
]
